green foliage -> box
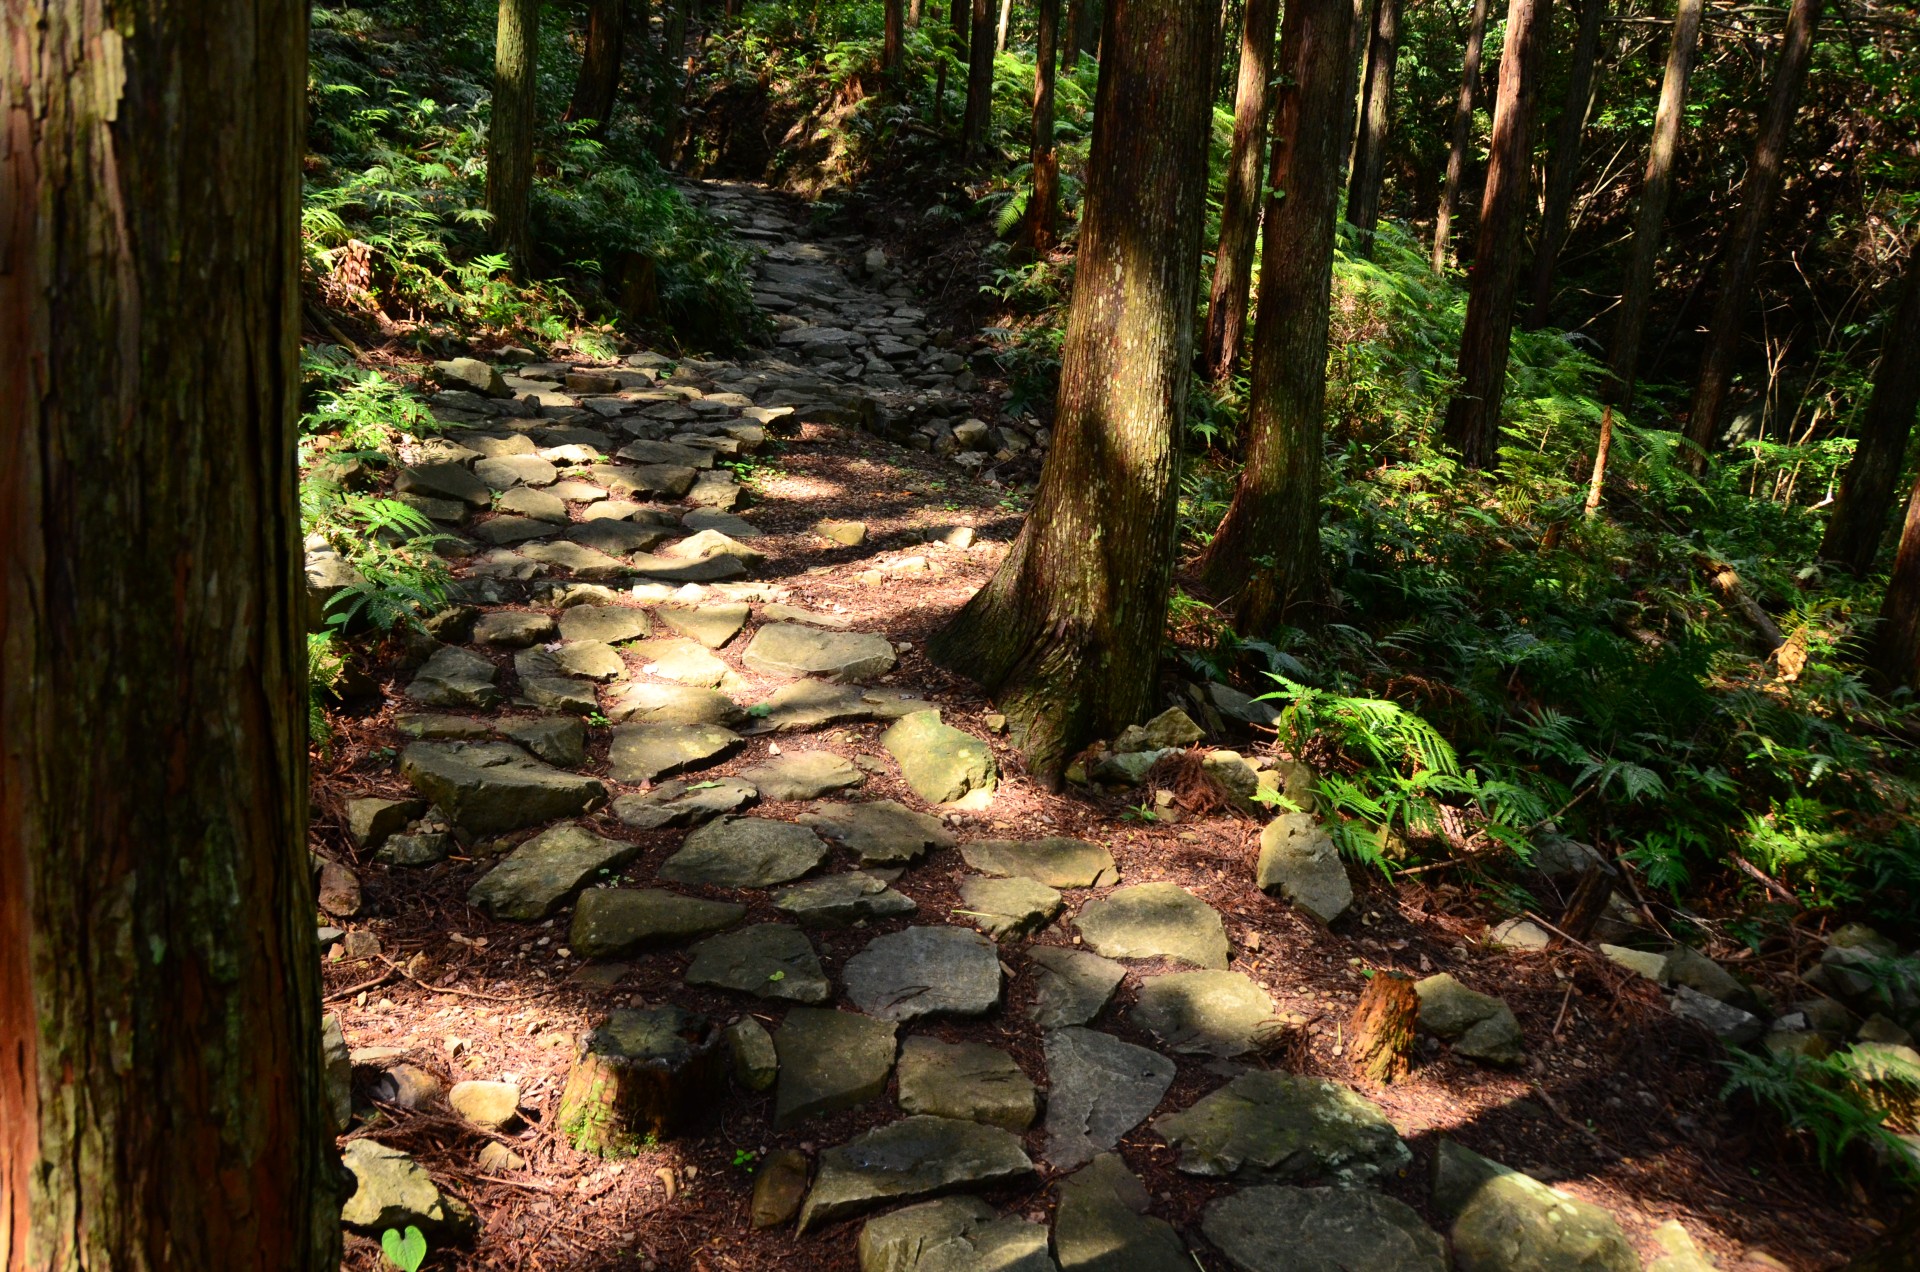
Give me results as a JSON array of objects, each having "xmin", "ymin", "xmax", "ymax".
[
  {"xmin": 1722, "ymin": 1046, "xmax": 1920, "ymax": 1190},
  {"xmin": 380, "ymin": 1225, "xmax": 428, "ymax": 1272}
]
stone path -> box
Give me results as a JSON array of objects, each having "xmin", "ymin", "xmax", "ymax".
[{"xmin": 317, "ymin": 182, "xmax": 1689, "ymax": 1271}]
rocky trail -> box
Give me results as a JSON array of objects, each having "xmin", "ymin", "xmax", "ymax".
[{"xmin": 313, "ymin": 181, "xmax": 1883, "ymax": 1272}]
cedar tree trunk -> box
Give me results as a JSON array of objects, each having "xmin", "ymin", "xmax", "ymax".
[
  {"xmin": 1027, "ymin": 0, "xmax": 1063, "ymax": 249},
  {"xmin": 1201, "ymin": 0, "xmax": 1283, "ymax": 384},
  {"xmin": 1605, "ymin": 0, "xmax": 1703, "ymax": 402},
  {"xmin": 1344, "ymin": 0, "xmax": 1401, "ymax": 248},
  {"xmin": 1432, "ymin": 0, "xmax": 1491, "ymax": 272},
  {"xmin": 489, "ymin": 0, "xmax": 541, "ymax": 271},
  {"xmin": 998, "ymin": 0, "xmax": 1014, "ymax": 50},
  {"xmin": 1442, "ymin": 0, "xmax": 1555, "ymax": 468},
  {"xmin": 887, "ymin": 0, "xmax": 907, "ymax": 73},
  {"xmin": 965, "ymin": 0, "xmax": 998, "ymax": 153},
  {"xmin": 927, "ymin": 0, "xmax": 1217, "ymax": 780},
  {"xmin": 1874, "ymin": 467, "xmax": 1920, "ymax": 691},
  {"xmin": 1685, "ymin": 0, "xmax": 1823, "ymax": 469},
  {"xmin": 0, "ymin": 1, "xmax": 338, "ymax": 1266},
  {"xmin": 566, "ymin": 0, "xmax": 626, "ymax": 131},
  {"xmin": 1822, "ymin": 256, "xmax": 1920, "ymax": 576},
  {"xmin": 1525, "ymin": 0, "xmax": 1607, "ymax": 327},
  {"xmin": 1198, "ymin": 0, "xmax": 1355, "ymax": 628},
  {"xmin": 1337, "ymin": 0, "xmax": 1371, "ymax": 187}
]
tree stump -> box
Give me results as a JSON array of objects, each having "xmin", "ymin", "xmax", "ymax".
[
  {"xmin": 1347, "ymin": 972, "xmax": 1417, "ymax": 1084},
  {"xmin": 1559, "ymin": 863, "xmax": 1613, "ymax": 943},
  {"xmin": 556, "ymin": 1007, "xmax": 726, "ymax": 1155}
]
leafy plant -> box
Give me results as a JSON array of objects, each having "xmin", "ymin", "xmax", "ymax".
[
  {"xmin": 380, "ymin": 1224, "xmax": 428, "ymax": 1272},
  {"xmin": 1722, "ymin": 1046, "xmax": 1920, "ymax": 1189}
]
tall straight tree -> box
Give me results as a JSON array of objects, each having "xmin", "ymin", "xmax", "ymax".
[
  {"xmin": 1432, "ymin": 0, "xmax": 1491, "ymax": 272},
  {"xmin": 1200, "ymin": 0, "xmax": 1357, "ymax": 627},
  {"xmin": 1685, "ymin": 0, "xmax": 1824, "ymax": 469},
  {"xmin": 1525, "ymin": 0, "xmax": 1608, "ymax": 326},
  {"xmin": 886, "ymin": 0, "xmax": 907, "ymax": 73},
  {"xmin": 1444, "ymin": 0, "xmax": 1556, "ymax": 467},
  {"xmin": 565, "ymin": 0, "xmax": 626, "ymax": 130},
  {"xmin": 1605, "ymin": 0, "xmax": 1704, "ymax": 402},
  {"xmin": 1201, "ymin": 0, "xmax": 1283, "ymax": 383},
  {"xmin": 1822, "ymin": 256, "xmax": 1920, "ymax": 576},
  {"xmin": 998, "ymin": 0, "xmax": 1015, "ymax": 49},
  {"xmin": 1337, "ymin": 0, "xmax": 1372, "ymax": 180},
  {"xmin": 928, "ymin": 0, "xmax": 1217, "ymax": 779},
  {"xmin": 1873, "ymin": 466, "xmax": 1920, "ymax": 691},
  {"xmin": 490, "ymin": 0, "xmax": 541, "ymax": 270},
  {"xmin": 964, "ymin": 0, "xmax": 998, "ymax": 152},
  {"xmin": 0, "ymin": 1, "xmax": 337, "ymax": 1266},
  {"xmin": 1344, "ymin": 0, "xmax": 1401, "ymax": 247},
  {"xmin": 1026, "ymin": 0, "xmax": 1064, "ymax": 248}
]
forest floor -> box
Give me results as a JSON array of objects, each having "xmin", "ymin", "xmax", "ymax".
[{"xmin": 314, "ymin": 180, "xmax": 1886, "ymax": 1272}]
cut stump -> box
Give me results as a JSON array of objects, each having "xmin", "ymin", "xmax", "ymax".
[
  {"xmin": 1347, "ymin": 971, "xmax": 1417, "ymax": 1084},
  {"xmin": 556, "ymin": 1006, "xmax": 725, "ymax": 1154}
]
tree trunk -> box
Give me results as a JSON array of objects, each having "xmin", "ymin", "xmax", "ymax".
[
  {"xmin": 912, "ymin": 0, "xmax": 924, "ymax": 25},
  {"xmin": 998, "ymin": 0, "xmax": 1015, "ymax": 50},
  {"xmin": 566, "ymin": 0, "xmax": 626, "ymax": 131},
  {"xmin": 1524, "ymin": 0, "xmax": 1607, "ymax": 327},
  {"xmin": 1822, "ymin": 257, "xmax": 1920, "ymax": 576},
  {"xmin": 1338, "ymin": 0, "xmax": 1372, "ymax": 195},
  {"xmin": 1559, "ymin": 864, "xmax": 1612, "ymax": 941},
  {"xmin": 1685, "ymin": 0, "xmax": 1824, "ymax": 470},
  {"xmin": 1873, "ymin": 468, "xmax": 1920, "ymax": 691},
  {"xmin": 1432, "ymin": 0, "xmax": 1491, "ymax": 273},
  {"xmin": 1584, "ymin": 404, "xmax": 1614, "ymax": 518},
  {"xmin": 0, "ymin": 2, "xmax": 338, "ymax": 1267},
  {"xmin": 556, "ymin": 1008, "xmax": 727, "ymax": 1154},
  {"xmin": 654, "ymin": 0, "xmax": 693, "ymax": 157},
  {"xmin": 954, "ymin": 0, "xmax": 972, "ymax": 55},
  {"xmin": 886, "ymin": 0, "xmax": 907, "ymax": 73},
  {"xmin": 1442, "ymin": 0, "xmax": 1555, "ymax": 469},
  {"xmin": 1605, "ymin": 0, "xmax": 1704, "ymax": 403},
  {"xmin": 489, "ymin": 0, "xmax": 541, "ymax": 272},
  {"xmin": 1197, "ymin": 0, "xmax": 1354, "ymax": 629},
  {"xmin": 1344, "ymin": 0, "xmax": 1401, "ymax": 249},
  {"xmin": 1027, "ymin": 0, "xmax": 1064, "ymax": 249},
  {"xmin": 1200, "ymin": 0, "xmax": 1282, "ymax": 384},
  {"xmin": 1348, "ymin": 973, "xmax": 1418, "ymax": 1084},
  {"xmin": 927, "ymin": 0, "xmax": 1217, "ymax": 781},
  {"xmin": 965, "ymin": 0, "xmax": 998, "ymax": 153}
]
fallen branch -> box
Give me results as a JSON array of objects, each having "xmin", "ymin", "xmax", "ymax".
[{"xmin": 1694, "ymin": 554, "xmax": 1785, "ymax": 652}]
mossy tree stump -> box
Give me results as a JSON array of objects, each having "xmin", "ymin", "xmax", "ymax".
[
  {"xmin": 557, "ymin": 1007, "xmax": 725, "ymax": 1155},
  {"xmin": 1347, "ymin": 971, "xmax": 1417, "ymax": 1084}
]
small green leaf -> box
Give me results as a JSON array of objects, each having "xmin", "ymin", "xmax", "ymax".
[
  {"xmin": 767, "ymin": 970, "xmax": 785, "ymax": 981},
  {"xmin": 381, "ymin": 1225, "xmax": 428, "ymax": 1272}
]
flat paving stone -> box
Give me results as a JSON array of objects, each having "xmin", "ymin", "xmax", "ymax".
[
  {"xmin": 959, "ymin": 837, "xmax": 1119, "ymax": 889},
  {"xmin": 740, "ymin": 750, "xmax": 865, "ymax": 801},
  {"xmin": 498, "ymin": 715, "xmax": 586, "ymax": 767},
  {"xmin": 630, "ymin": 637, "xmax": 732, "ymax": 687},
  {"xmin": 659, "ymin": 815, "xmax": 831, "ymax": 887},
  {"xmin": 1152, "ymin": 1071, "xmax": 1411, "ymax": 1184},
  {"xmin": 665, "ymin": 528, "xmax": 765, "ymax": 566},
  {"xmin": 568, "ymin": 520, "xmax": 672, "ymax": 555},
  {"xmin": 607, "ymin": 722, "xmax": 740, "ymax": 783},
  {"xmin": 958, "ymin": 875, "xmax": 1062, "ymax": 941},
  {"xmin": 611, "ymin": 776, "xmax": 757, "ymax": 829},
  {"xmin": 401, "ymin": 741, "xmax": 606, "ymax": 834},
  {"xmin": 760, "ymin": 603, "xmax": 850, "ymax": 627},
  {"xmin": 682, "ymin": 509, "xmax": 763, "ymax": 538},
  {"xmin": 603, "ymin": 680, "xmax": 744, "ymax": 726},
  {"xmin": 520, "ymin": 540, "xmax": 630, "ymax": 580},
  {"xmin": 1073, "ymin": 882, "xmax": 1229, "ymax": 969},
  {"xmin": 1052, "ymin": 1153, "xmax": 1188, "ymax": 1272},
  {"xmin": 1028, "ymin": 947, "xmax": 1128, "ymax": 1028},
  {"xmin": 475, "ymin": 454, "xmax": 557, "ymax": 489},
  {"xmin": 569, "ymin": 888, "xmax": 747, "ymax": 958},
  {"xmin": 657, "ymin": 603, "xmax": 749, "ymax": 648},
  {"xmin": 1256, "ymin": 812, "xmax": 1354, "ymax": 925},
  {"xmin": 856, "ymin": 1198, "xmax": 1053, "ymax": 1272},
  {"xmin": 800, "ymin": 798, "xmax": 956, "ymax": 864},
  {"xmin": 842, "ymin": 926, "xmax": 1002, "ymax": 1021},
  {"xmin": 496, "ymin": 486, "xmax": 568, "ymax": 523},
  {"xmin": 882, "ymin": 711, "xmax": 997, "ymax": 805},
  {"xmin": 798, "ymin": 1116, "xmax": 1034, "ymax": 1232},
  {"xmin": 773, "ymin": 1007, "xmax": 897, "ymax": 1129},
  {"xmin": 1202, "ymin": 1186, "xmax": 1448, "ymax": 1272},
  {"xmin": 897, "ymin": 1036, "xmax": 1037, "ymax": 1131},
  {"xmin": 746, "ymin": 679, "xmax": 931, "ymax": 733},
  {"xmin": 628, "ymin": 551, "xmax": 749, "ymax": 583},
  {"xmin": 744, "ymin": 624, "xmax": 897, "ymax": 682},
  {"xmin": 473, "ymin": 611, "xmax": 557, "ymax": 647},
  {"xmin": 1131, "ymin": 970, "xmax": 1284, "ymax": 1058},
  {"xmin": 396, "ymin": 461, "xmax": 491, "ymax": 507},
  {"xmin": 773, "ymin": 871, "xmax": 917, "ymax": 927},
  {"xmin": 520, "ymin": 676, "xmax": 599, "ymax": 714},
  {"xmin": 686, "ymin": 924, "xmax": 831, "ymax": 1003},
  {"xmin": 467, "ymin": 823, "xmax": 639, "ymax": 920},
  {"xmin": 515, "ymin": 640, "xmax": 625, "ymax": 683},
  {"xmin": 1042, "ymin": 1027, "xmax": 1177, "ymax": 1170},
  {"xmin": 406, "ymin": 646, "xmax": 500, "ymax": 709}
]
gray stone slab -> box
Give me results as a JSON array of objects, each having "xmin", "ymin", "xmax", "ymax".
[
  {"xmin": 798, "ymin": 1116, "xmax": 1035, "ymax": 1232},
  {"xmin": 773, "ymin": 1006, "xmax": 897, "ymax": 1129},
  {"xmin": 1042, "ymin": 1027, "xmax": 1176, "ymax": 1170},
  {"xmin": 1073, "ymin": 883, "xmax": 1229, "ymax": 969},
  {"xmin": 801, "ymin": 799, "xmax": 956, "ymax": 865},
  {"xmin": 607, "ymin": 722, "xmax": 740, "ymax": 783},
  {"xmin": 659, "ymin": 815, "xmax": 831, "ymax": 887},
  {"xmin": 611, "ymin": 776, "xmax": 757, "ymax": 829},
  {"xmin": 773, "ymin": 871, "xmax": 917, "ymax": 927},
  {"xmin": 401, "ymin": 741, "xmax": 606, "ymax": 834},
  {"xmin": 1202, "ymin": 1186, "xmax": 1448, "ymax": 1272},
  {"xmin": 960, "ymin": 837, "xmax": 1118, "ymax": 889},
  {"xmin": 1131, "ymin": 970, "xmax": 1284, "ymax": 1058},
  {"xmin": 843, "ymin": 926, "xmax": 1003, "ymax": 1021},
  {"xmin": 958, "ymin": 875, "xmax": 1062, "ymax": 941},
  {"xmin": 898, "ymin": 1037, "xmax": 1036, "ymax": 1131},
  {"xmin": 741, "ymin": 750, "xmax": 866, "ymax": 802},
  {"xmin": 569, "ymin": 888, "xmax": 747, "ymax": 958},
  {"xmin": 686, "ymin": 924, "xmax": 831, "ymax": 1003},
  {"xmin": 744, "ymin": 623, "xmax": 898, "ymax": 682},
  {"xmin": 467, "ymin": 823, "xmax": 639, "ymax": 920},
  {"xmin": 1153, "ymin": 1072, "xmax": 1410, "ymax": 1184},
  {"xmin": 1028, "ymin": 947, "xmax": 1127, "ymax": 1028}
]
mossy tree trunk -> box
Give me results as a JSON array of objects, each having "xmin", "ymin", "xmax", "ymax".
[
  {"xmin": 1604, "ymin": 0, "xmax": 1703, "ymax": 403},
  {"xmin": 1685, "ymin": 0, "xmax": 1823, "ymax": 471},
  {"xmin": 566, "ymin": 0, "xmax": 626, "ymax": 132},
  {"xmin": 1200, "ymin": 0, "xmax": 1282, "ymax": 385},
  {"xmin": 1524, "ymin": 0, "xmax": 1607, "ymax": 328},
  {"xmin": 964, "ymin": 0, "xmax": 998, "ymax": 153},
  {"xmin": 928, "ymin": 0, "xmax": 1218, "ymax": 782},
  {"xmin": 1026, "ymin": 0, "xmax": 1063, "ymax": 249},
  {"xmin": 1442, "ymin": 0, "xmax": 1555, "ymax": 469},
  {"xmin": 489, "ymin": 0, "xmax": 541, "ymax": 271},
  {"xmin": 1197, "ymin": 0, "xmax": 1354, "ymax": 630},
  {"xmin": 1431, "ymin": 0, "xmax": 1490, "ymax": 273},
  {"xmin": 1343, "ymin": 0, "xmax": 1400, "ymax": 250},
  {"xmin": 1826, "ymin": 258, "xmax": 1920, "ymax": 576},
  {"xmin": 0, "ymin": 1, "xmax": 338, "ymax": 1266}
]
